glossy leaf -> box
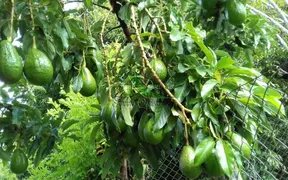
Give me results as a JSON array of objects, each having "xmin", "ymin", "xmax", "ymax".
[
  {"xmin": 201, "ymin": 79, "xmax": 218, "ymax": 100},
  {"xmin": 153, "ymin": 104, "xmax": 170, "ymax": 130},
  {"xmin": 194, "ymin": 137, "xmax": 215, "ymax": 166},
  {"xmin": 121, "ymin": 96, "xmax": 134, "ymax": 126},
  {"xmin": 215, "ymin": 139, "xmax": 234, "ymax": 177},
  {"xmin": 174, "ymin": 82, "xmax": 190, "ymax": 102},
  {"xmin": 191, "ymin": 103, "xmax": 201, "ymax": 122}
]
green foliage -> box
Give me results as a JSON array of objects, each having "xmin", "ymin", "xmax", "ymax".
[
  {"xmin": 28, "ymin": 91, "xmax": 104, "ymax": 180},
  {"xmin": 0, "ymin": 0, "xmax": 287, "ymax": 179}
]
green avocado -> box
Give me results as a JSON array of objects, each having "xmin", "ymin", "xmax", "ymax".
[
  {"xmin": 179, "ymin": 145, "xmax": 202, "ymax": 179},
  {"xmin": 138, "ymin": 112, "xmax": 153, "ymax": 141},
  {"xmin": 226, "ymin": 0, "xmax": 247, "ymax": 26},
  {"xmin": 143, "ymin": 120, "xmax": 164, "ymax": 145},
  {"xmin": 10, "ymin": 149, "xmax": 28, "ymax": 174},
  {"xmin": 24, "ymin": 48, "xmax": 53, "ymax": 85},
  {"xmin": 80, "ymin": 67, "xmax": 97, "ymax": 97},
  {"xmin": 150, "ymin": 59, "xmax": 167, "ymax": 81},
  {"xmin": 0, "ymin": 40, "xmax": 23, "ymax": 84}
]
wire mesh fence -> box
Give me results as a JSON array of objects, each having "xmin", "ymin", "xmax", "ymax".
[{"xmin": 148, "ymin": 68, "xmax": 288, "ymax": 180}]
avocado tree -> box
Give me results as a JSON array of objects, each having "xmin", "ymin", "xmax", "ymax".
[{"xmin": 0, "ymin": 0, "xmax": 287, "ymax": 179}]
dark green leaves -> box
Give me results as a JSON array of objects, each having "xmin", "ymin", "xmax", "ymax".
[
  {"xmin": 194, "ymin": 137, "xmax": 215, "ymax": 166},
  {"xmin": 174, "ymin": 82, "xmax": 190, "ymax": 102}
]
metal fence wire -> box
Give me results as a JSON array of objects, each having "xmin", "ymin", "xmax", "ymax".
[{"xmin": 148, "ymin": 67, "xmax": 288, "ymax": 180}]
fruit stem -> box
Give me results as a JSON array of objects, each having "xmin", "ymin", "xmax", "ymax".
[
  {"xmin": 131, "ymin": 5, "xmax": 193, "ymax": 122},
  {"xmin": 29, "ymin": 0, "xmax": 37, "ymax": 49},
  {"xmin": 8, "ymin": 0, "xmax": 15, "ymax": 42},
  {"xmin": 184, "ymin": 122, "xmax": 189, "ymax": 145},
  {"xmin": 100, "ymin": 10, "xmax": 112, "ymax": 100}
]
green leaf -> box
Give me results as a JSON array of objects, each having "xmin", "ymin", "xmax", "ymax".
[
  {"xmin": 191, "ymin": 103, "xmax": 201, "ymax": 122},
  {"xmin": 216, "ymin": 56, "xmax": 235, "ymax": 70},
  {"xmin": 201, "ymin": 79, "xmax": 218, "ymax": 100},
  {"xmin": 61, "ymin": 119, "xmax": 79, "ymax": 131},
  {"xmin": 83, "ymin": 0, "xmax": 93, "ymax": 10},
  {"xmin": 215, "ymin": 139, "xmax": 234, "ymax": 177},
  {"xmin": 186, "ymin": 23, "xmax": 216, "ymax": 66},
  {"xmin": 129, "ymin": 151, "xmax": 143, "ymax": 179},
  {"xmin": 204, "ymin": 103, "xmax": 219, "ymax": 127},
  {"xmin": 90, "ymin": 123, "xmax": 101, "ymax": 146},
  {"xmin": 253, "ymin": 86, "xmax": 282, "ymax": 99},
  {"xmin": 54, "ymin": 26, "xmax": 69, "ymax": 49},
  {"xmin": 170, "ymin": 27, "xmax": 186, "ymax": 41},
  {"xmin": 227, "ymin": 67, "xmax": 262, "ymax": 78},
  {"xmin": 174, "ymin": 82, "xmax": 190, "ymax": 102},
  {"xmin": 72, "ymin": 74, "xmax": 83, "ymax": 93},
  {"xmin": 194, "ymin": 137, "xmax": 215, "ymax": 166},
  {"xmin": 153, "ymin": 104, "xmax": 170, "ymax": 130},
  {"xmin": 121, "ymin": 96, "xmax": 134, "ymax": 126},
  {"xmin": 12, "ymin": 106, "xmax": 24, "ymax": 126},
  {"xmin": 119, "ymin": 4, "xmax": 131, "ymax": 24},
  {"xmin": 60, "ymin": 55, "xmax": 72, "ymax": 72},
  {"xmin": 0, "ymin": 147, "xmax": 11, "ymax": 161}
]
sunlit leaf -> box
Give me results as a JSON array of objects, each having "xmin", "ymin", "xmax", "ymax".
[
  {"xmin": 194, "ymin": 137, "xmax": 215, "ymax": 166},
  {"xmin": 201, "ymin": 79, "xmax": 218, "ymax": 100}
]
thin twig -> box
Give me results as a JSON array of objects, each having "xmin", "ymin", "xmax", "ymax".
[
  {"xmin": 145, "ymin": 8, "xmax": 166, "ymax": 56},
  {"xmin": 104, "ymin": 25, "xmax": 121, "ymax": 37},
  {"xmin": 9, "ymin": 0, "xmax": 15, "ymax": 42},
  {"xmin": 29, "ymin": 0, "xmax": 36, "ymax": 48},
  {"xmin": 100, "ymin": 11, "xmax": 113, "ymax": 100},
  {"xmin": 131, "ymin": 5, "xmax": 192, "ymax": 123}
]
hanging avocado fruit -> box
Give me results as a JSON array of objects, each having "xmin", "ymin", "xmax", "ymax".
[
  {"xmin": 24, "ymin": 48, "xmax": 54, "ymax": 86},
  {"xmin": 150, "ymin": 59, "xmax": 167, "ymax": 81},
  {"xmin": 226, "ymin": 0, "xmax": 247, "ymax": 26},
  {"xmin": 0, "ymin": 40, "xmax": 23, "ymax": 84},
  {"xmin": 143, "ymin": 120, "xmax": 164, "ymax": 145},
  {"xmin": 179, "ymin": 145, "xmax": 202, "ymax": 179},
  {"xmin": 80, "ymin": 67, "xmax": 97, "ymax": 97},
  {"xmin": 10, "ymin": 149, "xmax": 28, "ymax": 174},
  {"xmin": 138, "ymin": 112, "xmax": 153, "ymax": 141}
]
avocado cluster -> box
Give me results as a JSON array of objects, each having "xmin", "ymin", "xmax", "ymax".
[{"xmin": 0, "ymin": 40, "xmax": 54, "ymax": 86}]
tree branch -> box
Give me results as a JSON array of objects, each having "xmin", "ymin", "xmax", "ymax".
[
  {"xmin": 130, "ymin": 5, "xmax": 192, "ymax": 125},
  {"xmin": 247, "ymin": 5, "xmax": 288, "ymax": 34},
  {"xmin": 268, "ymin": 0, "xmax": 288, "ymax": 28},
  {"xmin": 109, "ymin": 0, "xmax": 132, "ymax": 43}
]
